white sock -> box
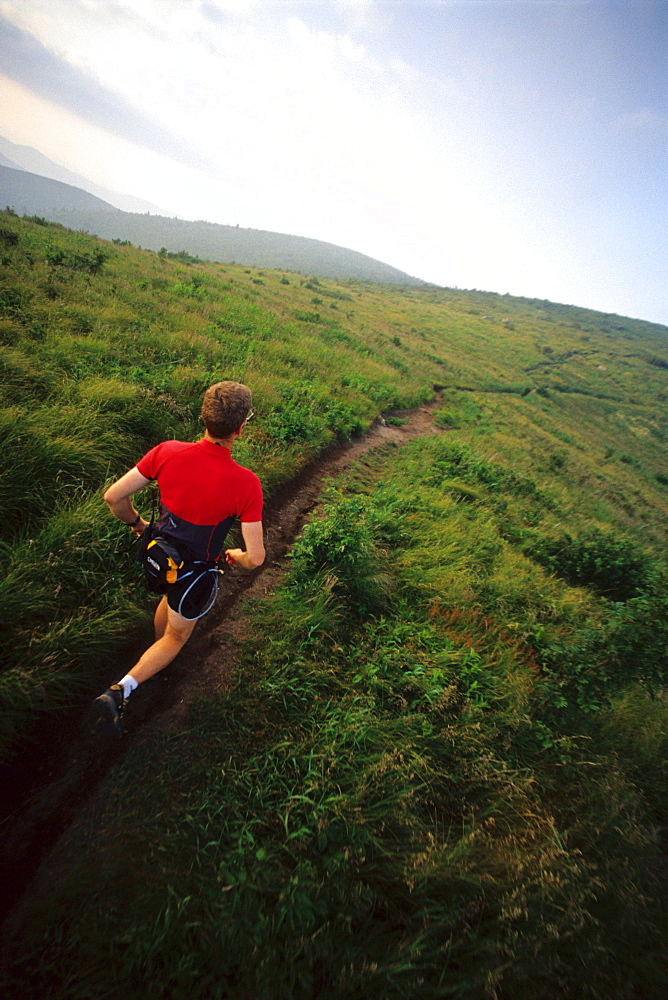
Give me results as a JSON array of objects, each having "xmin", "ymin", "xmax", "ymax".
[{"xmin": 118, "ymin": 674, "xmax": 138, "ymax": 699}]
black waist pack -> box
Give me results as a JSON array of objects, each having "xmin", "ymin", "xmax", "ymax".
[{"xmin": 137, "ymin": 525, "xmax": 190, "ymax": 594}]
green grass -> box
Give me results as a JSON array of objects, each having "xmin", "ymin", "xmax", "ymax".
[
  {"xmin": 4, "ymin": 435, "xmax": 666, "ymax": 998},
  {"xmin": 1, "ymin": 211, "xmax": 667, "ymax": 996}
]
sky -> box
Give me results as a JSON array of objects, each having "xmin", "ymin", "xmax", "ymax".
[{"xmin": 0, "ymin": 0, "xmax": 666, "ymax": 326}]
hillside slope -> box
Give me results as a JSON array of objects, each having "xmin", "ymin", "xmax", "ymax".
[
  {"xmin": 0, "ymin": 163, "xmax": 117, "ymax": 213},
  {"xmin": 0, "ymin": 164, "xmax": 424, "ymax": 284},
  {"xmin": 0, "ymin": 134, "xmax": 168, "ymax": 214},
  {"xmin": 1, "ymin": 204, "xmax": 666, "ymax": 771},
  {"xmin": 46, "ymin": 206, "xmax": 426, "ymax": 284},
  {"xmin": 0, "ymin": 213, "xmax": 666, "ymax": 999}
]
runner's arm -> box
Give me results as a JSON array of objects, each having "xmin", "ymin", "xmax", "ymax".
[
  {"xmin": 104, "ymin": 467, "xmax": 152, "ymax": 533},
  {"xmin": 225, "ymin": 521, "xmax": 265, "ymax": 570}
]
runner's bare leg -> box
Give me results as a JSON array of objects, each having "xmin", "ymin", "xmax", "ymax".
[
  {"xmin": 129, "ymin": 603, "xmax": 196, "ymax": 685},
  {"xmin": 154, "ymin": 594, "xmax": 169, "ymax": 641}
]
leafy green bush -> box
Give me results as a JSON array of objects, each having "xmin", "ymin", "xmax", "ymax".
[
  {"xmin": 526, "ymin": 528, "xmax": 651, "ymax": 601},
  {"xmin": 263, "ymin": 381, "xmax": 364, "ymax": 445},
  {"xmin": 285, "ymin": 491, "xmax": 393, "ymax": 621},
  {"xmin": 526, "ymin": 576, "xmax": 667, "ymax": 715},
  {"xmin": 45, "ymin": 245, "xmax": 108, "ymax": 274}
]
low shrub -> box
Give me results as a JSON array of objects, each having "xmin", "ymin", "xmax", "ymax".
[
  {"xmin": 285, "ymin": 491, "xmax": 394, "ymax": 621},
  {"xmin": 526, "ymin": 528, "xmax": 652, "ymax": 601}
]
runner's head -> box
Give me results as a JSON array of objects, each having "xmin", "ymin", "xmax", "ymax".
[{"xmin": 201, "ymin": 381, "xmax": 253, "ymax": 438}]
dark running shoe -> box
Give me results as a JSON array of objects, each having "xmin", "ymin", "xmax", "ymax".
[{"xmin": 91, "ymin": 684, "xmax": 126, "ymax": 739}]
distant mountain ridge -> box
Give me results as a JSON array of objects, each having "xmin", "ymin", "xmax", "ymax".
[
  {"xmin": 0, "ymin": 164, "xmax": 117, "ymax": 213},
  {"xmin": 0, "ymin": 158, "xmax": 424, "ymax": 285},
  {"xmin": 0, "ymin": 135, "xmax": 169, "ymax": 215}
]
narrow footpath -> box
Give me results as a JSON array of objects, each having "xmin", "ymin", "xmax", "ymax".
[{"xmin": 0, "ymin": 398, "xmax": 443, "ymax": 934}]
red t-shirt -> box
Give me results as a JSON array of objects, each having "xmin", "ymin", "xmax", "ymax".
[{"xmin": 137, "ymin": 439, "xmax": 263, "ymax": 561}]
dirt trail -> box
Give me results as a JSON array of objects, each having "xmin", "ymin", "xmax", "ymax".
[{"xmin": 0, "ymin": 399, "xmax": 442, "ymax": 929}]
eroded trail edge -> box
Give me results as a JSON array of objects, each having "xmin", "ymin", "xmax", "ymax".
[{"xmin": 0, "ymin": 400, "xmax": 442, "ymax": 927}]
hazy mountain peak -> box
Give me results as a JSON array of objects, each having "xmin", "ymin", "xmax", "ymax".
[
  {"xmin": 0, "ymin": 135, "xmax": 171, "ymax": 216},
  {"xmin": 0, "ymin": 158, "xmax": 424, "ymax": 285}
]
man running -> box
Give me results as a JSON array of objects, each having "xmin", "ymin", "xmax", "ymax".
[{"xmin": 91, "ymin": 380, "xmax": 264, "ymax": 738}]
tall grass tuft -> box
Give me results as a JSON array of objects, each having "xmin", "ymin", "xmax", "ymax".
[{"xmin": 0, "ymin": 497, "xmax": 147, "ymax": 754}]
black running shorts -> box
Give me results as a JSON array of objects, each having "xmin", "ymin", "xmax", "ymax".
[{"xmin": 167, "ymin": 565, "xmax": 220, "ymax": 621}]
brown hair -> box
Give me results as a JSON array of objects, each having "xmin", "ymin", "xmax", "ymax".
[{"xmin": 201, "ymin": 381, "xmax": 252, "ymax": 438}]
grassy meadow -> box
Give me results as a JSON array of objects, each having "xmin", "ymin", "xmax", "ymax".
[{"xmin": 1, "ymin": 210, "xmax": 667, "ymax": 997}]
